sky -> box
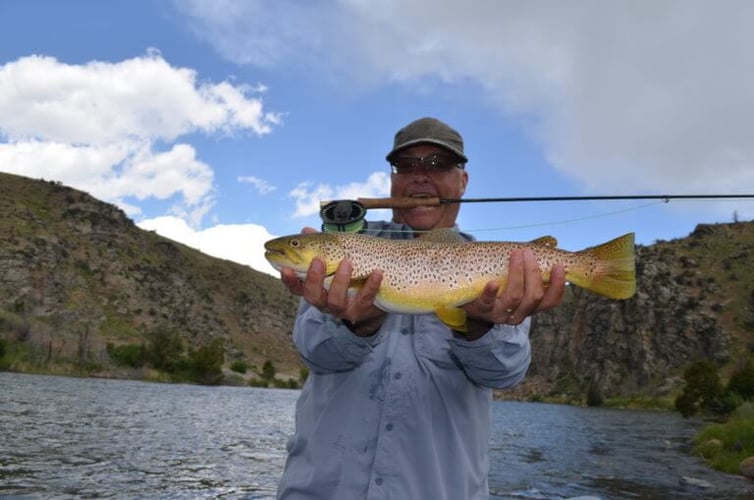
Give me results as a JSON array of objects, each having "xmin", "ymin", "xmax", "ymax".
[{"xmin": 1, "ymin": 0, "xmax": 753, "ymax": 276}]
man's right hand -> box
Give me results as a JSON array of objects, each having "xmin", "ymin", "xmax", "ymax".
[{"xmin": 280, "ymin": 228, "xmax": 386, "ymax": 337}]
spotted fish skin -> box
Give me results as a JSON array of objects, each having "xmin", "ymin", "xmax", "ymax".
[{"xmin": 264, "ymin": 230, "xmax": 636, "ymax": 331}]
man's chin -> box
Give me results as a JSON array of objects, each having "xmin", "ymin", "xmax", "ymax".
[{"xmin": 399, "ymin": 206, "xmax": 442, "ymax": 230}]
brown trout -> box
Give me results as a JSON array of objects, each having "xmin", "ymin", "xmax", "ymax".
[{"xmin": 264, "ymin": 229, "xmax": 636, "ymax": 331}]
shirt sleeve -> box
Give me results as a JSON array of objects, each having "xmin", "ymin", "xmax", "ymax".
[
  {"xmin": 449, "ymin": 317, "xmax": 532, "ymax": 389},
  {"xmin": 292, "ymin": 300, "xmax": 386, "ymax": 374}
]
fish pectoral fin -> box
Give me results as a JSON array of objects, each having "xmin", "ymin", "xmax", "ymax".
[
  {"xmin": 435, "ymin": 305, "xmax": 467, "ymax": 332},
  {"xmin": 346, "ymin": 277, "xmax": 368, "ymax": 297},
  {"xmin": 531, "ymin": 235, "xmax": 558, "ymax": 247}
]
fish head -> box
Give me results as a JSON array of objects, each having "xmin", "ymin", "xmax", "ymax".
[{"xmin": 264, "ymin": 233, "xmax": 343, "ymax": 278}]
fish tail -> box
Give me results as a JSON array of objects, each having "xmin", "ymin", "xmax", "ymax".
[{"xmin": 569, "ymin": 233, "xmax": 636, "ymax": 299}]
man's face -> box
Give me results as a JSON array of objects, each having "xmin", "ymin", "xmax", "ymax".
[{"xmin": 389, "ymin": 144, "xmax": 468, "ymax": 231}]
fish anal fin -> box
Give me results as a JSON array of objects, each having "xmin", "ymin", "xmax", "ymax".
[
  {"xmin": 435, "ymin": 305, "xmax": 467, "ymax": 332},
  {"xmin": 531, "ymin": 235, "xmax": 558, "ymax": 247}
]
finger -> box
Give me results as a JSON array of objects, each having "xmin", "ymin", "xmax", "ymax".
[
  {"xmin": 355, "ymin": 269, "xmax": 383, "ymax": 306},
  {"xmin": 537, "ymin": 264, "xmax": 566, "ymax": 311},
  {"xmin": 326, "ymin": 260, "xmax": 353, "ymax": 313},
  {"xmin": 302, "ymin": 226, "xmax": 318, "ymax": 234},
  {"xmin": 477, "ymin": 280, "xmax": 499, "ymax": 312},
  {"xmin": 505, "ymin": 249, "xmax": 542, "ymax": 323},
  {"xmin": 500, "ymin": 249, "xmax": 525, "ymax": 310},
  {"xmin": 519, "ymin": 249, "xmax": 545, "ymax": 309},
  {"xmin": 280, "ymin": 267, "xmax": 304, "ymax": 295},
  {"xmin": 302, "ymin": 258, "xmax": 328, "ymax": 307}
]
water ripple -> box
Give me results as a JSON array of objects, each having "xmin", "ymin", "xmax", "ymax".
[{"xmin": 2, "ymin": 373, "xmax": 752, "ymax": 499}]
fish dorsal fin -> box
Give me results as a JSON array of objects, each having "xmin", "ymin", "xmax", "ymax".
[
  {"xmin": 418, "ymin": 228, "xmax": 467, "ymax": 243},
  {"xmin": 530, "ymin": 235, "xmax": 558, "ymax": 248}
]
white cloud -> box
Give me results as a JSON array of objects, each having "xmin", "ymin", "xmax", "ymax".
[
  {"xmin": 290, "ymin": 171, "xmax": 390, "ymax": 218},
  {"xmin": 0, "ymin": 52, "xmax": 280, "ymax": 222},
  {"xmin": 176, "ymin": 0, "xmax": 754, "ymax": 196},
  {"xmin": 175, "ymin": 0, "xmax": 329, "ymax": 67},
  {"xmin": 137, "ymin": 216, "xmax": 280, "ymax": 277},
  {"xmin": 238, "ymin": 175, "xmax": 276, "ymax": 195}
]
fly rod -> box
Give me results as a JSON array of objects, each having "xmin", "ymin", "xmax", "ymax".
[
  {"xmin": 349, "ymin": 194, "xmax": 754, "ymax": 210},
  {"xmin": 318, "ymin": 194, "xmax": 754, "ymax": 232}
]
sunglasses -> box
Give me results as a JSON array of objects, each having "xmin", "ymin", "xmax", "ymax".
[{"xmin": 390, "ymin": 153, "xmax": 464, "ymax": 175}]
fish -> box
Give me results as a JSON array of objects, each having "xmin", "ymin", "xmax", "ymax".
[{"xmin": 264, "ymin": 229, "xmax": 636, "ymax": 332}]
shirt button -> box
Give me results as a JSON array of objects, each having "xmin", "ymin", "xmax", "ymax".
[
  {"xmin": 394, "ymin": 372, "xmax": 402, "ymax": 380},
  {"xmin": 375, "ymin": 477, "xmax": 383, "ymax": 485},
  {"xmin": 385, "ymin": 423, "xmax": 393, "ymax": 431}
]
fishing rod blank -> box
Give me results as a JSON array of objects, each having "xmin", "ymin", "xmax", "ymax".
[
  {"xmin": 349, "ymin": 194, "xmax": 754, "ymax": 210},
  {"xmin": 319, "ymin": 194, "xmax": 754, "ymax": 232}
]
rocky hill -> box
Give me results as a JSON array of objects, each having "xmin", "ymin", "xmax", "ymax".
[
  {"xmin": 516, "ymin": 219, "xmax": 754, "ymax": 402},
  {"xmin": 0, "ymin": 172, "xmax": 301, "ymax": 379},
  {"xmin": 1, "ymin": 171, "xmax": 752, "ymax": 400}
]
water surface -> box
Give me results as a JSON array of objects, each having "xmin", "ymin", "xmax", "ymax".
[{"xmin": 1, "ymin": 372, "xmax": 751, "ymax": 498}]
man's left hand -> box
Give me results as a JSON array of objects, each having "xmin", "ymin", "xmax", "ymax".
[{"xmin": 462, "ymin": 248, "xmax": 566, "ymax": 333}]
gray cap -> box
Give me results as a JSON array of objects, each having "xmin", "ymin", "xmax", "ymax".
[{"xmin": 386, "ymin": 117, "xmax": 468, "ymax": 163}]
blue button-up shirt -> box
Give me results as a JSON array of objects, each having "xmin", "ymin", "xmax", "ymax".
[{"xmin": 277, "ymin": 221, "xmax": 531, "ymax": 500}]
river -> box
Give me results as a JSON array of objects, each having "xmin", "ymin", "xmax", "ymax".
[{"xmin": 1, "ymin": 372, "xmax": 751, "ymax": 499}]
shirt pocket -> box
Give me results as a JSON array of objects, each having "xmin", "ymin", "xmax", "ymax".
[{"xmin": 412, "ymin": 315, "xmax": 459, "ymax": 369}]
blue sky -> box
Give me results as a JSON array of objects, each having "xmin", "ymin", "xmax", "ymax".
[{"xmin": 1, "ymin": 1, "xmax": 753, "ymax": 276}]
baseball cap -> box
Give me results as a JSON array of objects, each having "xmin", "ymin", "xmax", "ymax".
[{"xmin": 386, "ymin": 117, "xmax": 468, "ymax": 163}]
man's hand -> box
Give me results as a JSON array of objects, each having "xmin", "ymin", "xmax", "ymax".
[
  {"xmin": 279, "ymin": 228, "xmax": 386, "ymax": 337},
  {"xmin": 462, "ymin": 248, "xmax": 566, "ymax": 338}
]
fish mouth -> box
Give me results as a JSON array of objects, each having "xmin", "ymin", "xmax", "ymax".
[
  {"xmin": 264, "ymin": 244, "xmax": 309, "ymax": 276},
  {"xmin": 264, "ymin": 248, "xmax": 284, "ymax": 260}
]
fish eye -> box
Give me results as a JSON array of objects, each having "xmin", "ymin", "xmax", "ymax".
[{"xmin": 290, "ymin": 239, "xmax": 300, "ymax": 248}]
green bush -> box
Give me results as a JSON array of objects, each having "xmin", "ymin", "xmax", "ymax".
[
  {"xmin": 249, "ymin": 378, "xmax": 269, "ymax": 388},
  {"xmin": 172, "ymin": 338, "xmax": 225, "ymax": 385},
  {"xmin": 230, "ymin": 360, "xmax": 248, "ymax": 374},
  {"xmin": 586, "ymin": 383, "xmax": 604, "ymax": 407},
  {"xmin": 693, "ymin": 410, "xmax": 754, "ymax": 474},
  {"xmin": 675, "ymin": 359, "xmax": 724, "ymax": 417},
  {"xmin": 106, "ymin": 343, "xmax": 146, "ymax": 368},
  {"xmin": 147, "ymin": 326, "xmax": 183, "ymax": 372},
  {"xmin": 727, "ymin": 360, "xmax": 754, "ymax": 400},
  {"xmin": 188, "ymin": 338, "xmax": 224, "ymax": 385},
  {"xmin": 261, "ymin": 360, "xmax": 276, "ymax": 380}
]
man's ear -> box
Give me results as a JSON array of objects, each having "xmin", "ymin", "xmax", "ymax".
[{"xmin": 459, "ymin": 171, "xmax": 469, "ymax": 195}]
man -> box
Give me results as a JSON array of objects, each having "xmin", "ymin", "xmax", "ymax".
[{"xmin": 277, "ymin": 117, "xmax": 566, "ymax": 499}]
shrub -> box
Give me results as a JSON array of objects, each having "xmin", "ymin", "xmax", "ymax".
[
  {"xmin": 249, "ymin": 378, "xmax": 268, "ymax": 388},
  {"xmin": 727, "ymin": 360, "xmax": 754, "ymax": 400},
  {"xmin": 187, "ymin": 338, "xmax": 224, "ymax": 385},
  {"xmin": 586, "ymin": 383, "xmax": 604, "ymax": 407},
  {"xmin": 675, "ymin": 359, "xmax": 724, "ymax": 417},
  {"xmin": 107, "ymin": 343, "xmax": 146, "ymax": 368},
  {"xmin": 230, "ymin": 360, "xmax": 248, "ymax": 374},
  {"xmin": 147, "ymin": 326, "xmax": 183, "ymax": 372},
  {"xmin": 261, "ymin": 360, "xmax": 276, "ymax": 381}
]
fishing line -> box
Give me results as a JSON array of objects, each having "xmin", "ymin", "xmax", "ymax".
[{"xmin": 464, "ymin": 200, "xmax": 666, "ymax": 235}]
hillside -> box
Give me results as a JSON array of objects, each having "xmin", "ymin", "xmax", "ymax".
[
  {"xmin": 515, "ymin": 219, "xmax": 754, "ymax": 402},
  {"xmin": 1, "ymin": 171, "xmax": 753, "ymax": 400},
  {"xmin": 0, "ymin": 172, "xmax": 301, "ymax": 380}
]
